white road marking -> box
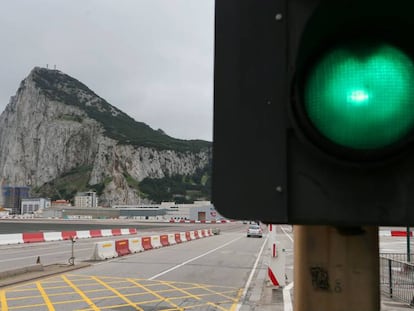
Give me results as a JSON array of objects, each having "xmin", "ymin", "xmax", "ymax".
[
  {"xmin": 280, "ymin": 226, "xmax": 293, "ymax": 243},
  {"xmin": 283, "ymin": 281, "xmax": 294, "ymax": 311},
  {"xmin": 234, "ymin": 235, "xmax": 269, "ymax": 311},
  {"xmin": 148, "ymin": 235, "xmax": 243, "ymax": 280},
  {"xmin": 280, "ymin": 225, "xmax": 294, "ymax": 311}
]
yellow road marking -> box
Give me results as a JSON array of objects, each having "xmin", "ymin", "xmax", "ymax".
[
  {"xmin": 159, "ymin": 280, "xmax": 201, "ymax": 301},
  {"xmin": 61, "ymin": 275, "xmax": 100, "ymax": 311},
  {"xmin": 127, "ymin": 278, "xmax": 184, "ymax": 310},
  {"xmin": 36, "ymin": 281, "xmax": 55, "ymax": 311},
  {"xmin": 207, "ymin": 301, "xmax": 229, "ymax": 311},
  {"xmin": 196, "ymin": 283, "xmax": 242, "ymax": 302},
  {"xmin": 0, "ymin": 290, "xmax": 8, "ymax": 311},
  {"xmin": 92, "ymin": 276, "xmax": 144, "ymax": 311},
  {"xmin": 2, "ymin": 274, "xmax": 243, "ymax": 311},
  {"xmin": 230, "ymin": 288, "xmax": 244, "ymax": 311}
]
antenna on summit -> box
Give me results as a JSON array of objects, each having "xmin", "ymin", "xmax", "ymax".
[
  {"xmin": 54, "ymin": 65, "xmax": 56, "ymax": 70},
  {"xmin": 46, "ymin": 64, "xmax": 48, "ymax": 69}
]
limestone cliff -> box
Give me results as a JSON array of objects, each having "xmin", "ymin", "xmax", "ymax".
[{"xmin": 0, "ymin": 67, "xmax": 211, "ymax": 205}]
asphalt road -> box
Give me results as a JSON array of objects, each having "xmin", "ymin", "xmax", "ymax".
[
  {"xmin": 0, "ymin": 222, "xmax": 270, "ymax": 311},
  {"xmin": 0, "ymin": 221, "xmax": 244, "ymax": 272},
  {"xmin": 0, "ymin": 223, "xmax": 408, "ymax": 310}
]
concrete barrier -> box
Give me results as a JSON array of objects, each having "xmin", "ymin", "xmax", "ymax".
[
  {"xmin": 62, "ymin": 231, "xmax": 77, "ymax": 240},
  {"xmin": 142, "ymin": 236, "xmax": 153, "ymax": 250},
  {"xmin": 168, "ymin": 233, "xmax": 177, "ymax": 245},
  {"xmin": 185, "ymin": 231, "xmax": 192, "ymax": 241},
  {"xmin": 175, "ymin": 233, "xmax": 182, "ymax": 243},
  {"xmin": 0, "ymin": 233, "xmax": 23, "ymax": 245},
  {"xmin": 129, "ymin": 228, "xmax": 137, "ymax": 234},
  {"xmin": 91, "ymin": 241, "xmax": 118, "ymax": 260},
  {"xmin": 89, "ymin": 230, "xmax": 102, "ymax": 238},
  {"xmin": 121, "ymin": 228, "xmax": 130, "ymax": 235},
  {"xmin": 180, "ymin": 232, "xmax": 187, "ymax": 242},
  {"xmin": 23, "ymin": 232, "xmax": 45, "ymax": 243},
  {"xmin": 151, "ymin": 236, "xmax": 162, "ymax": 248},
  {"xmin": 101, "ymin": 229, "xmax": 112, "ymax": 237},
  {"xmin": 44, "ymin": 232, "xmax": 63, "ymax": 241},
  {"xmin": 111, "ymin": 229, "xmax": 122, "ymax": 236},
  {"xmin": 115, "ymin": 239, "xmax": 131, "ymax": 256},
  {"xmin": 190, "ymin": 231, "xmax": 197, "ymax": 240},
  {"xmin": 160, "ymin": 235, "xmax": 170, "ymax": 247},
  {"xmin": 128, "ymin": 237, "xmax": 144, "ymax": 253},
  {"xmin": 197, "ymin": 230, "xmax": 204, "ymax": 238},
  {"xmin": 76, "ymin": 230, "xmax": 91, "ymax": 239}
]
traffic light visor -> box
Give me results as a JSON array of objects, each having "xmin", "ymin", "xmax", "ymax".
[{"xmin": 304, "ymin": 43, "xmax": 414, "ymax": 150}]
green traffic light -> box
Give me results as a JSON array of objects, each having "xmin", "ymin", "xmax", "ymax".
[{"xmin": 304, "ymin": 43, "xmax": 414, "ymax": 150}]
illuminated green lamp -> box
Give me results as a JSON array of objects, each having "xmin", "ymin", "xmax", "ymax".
[{"xmin": 304, "ymin": 43, "xmax": 414, "ymax": 150}]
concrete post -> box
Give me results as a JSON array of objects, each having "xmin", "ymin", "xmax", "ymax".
[{"xmin": 294, "ymin": 225, "xmax": 379, "ymax": 311}]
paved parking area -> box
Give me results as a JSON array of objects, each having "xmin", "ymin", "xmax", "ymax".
[{"xmin": 1, "ymin": 274, "xmax": 243, "ymax": 310}]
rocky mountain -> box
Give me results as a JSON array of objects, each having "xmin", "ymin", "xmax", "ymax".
[{"xmin": 0, "ymin": 67, "xmax": 212, "ymax": 205}]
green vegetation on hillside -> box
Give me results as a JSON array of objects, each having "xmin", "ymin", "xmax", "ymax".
[
  {"xmin": 31, "ymin": 68, "xmax": 211, "ymax": 153},
  {"xmin": 139, "ymin": 164, "xmax": 211, "ymax": 203},
  {"xmin": 32, "ymin": 165, "xmax": 93, "ymax": 201}
]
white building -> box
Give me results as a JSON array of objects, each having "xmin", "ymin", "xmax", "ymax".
[
  {"xmin": 21, "ymin": 198, "xmax": 51, "ymax": 214},
  {"xmin": 74, "ymin": 191, "xmax": 98, "ymax": 208},
  {"xmin": 113, "ymin": 201, "xmax": 220, "ymax": 221}
]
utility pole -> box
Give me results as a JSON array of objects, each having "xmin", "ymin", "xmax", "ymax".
[{"xmin": 294, "ymin": 226, "xmax": 379, "ymax": 311}]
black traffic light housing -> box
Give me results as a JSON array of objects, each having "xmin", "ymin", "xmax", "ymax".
[{"xmin": 213, "ymin": 0, "xmax": 414, "ymax": 226}]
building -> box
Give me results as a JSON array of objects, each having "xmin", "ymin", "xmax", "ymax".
[
  {"xmin": 2, "ymin": 186, "xmax": 30, "ymax": 214},
  {"xmin": 74, "ymin": 191, "xmax": 98, "ymax": 208},
  {"xmin": 113, "ymin": 201, "xmax": 220, "ymax": 221},
  {"xmin": 51, "ymin": 199, "xmax": 71, "ymax": 207},
  {"xmin": 21, "ymin": 198, "xmax": 51, "ymax": 214}
]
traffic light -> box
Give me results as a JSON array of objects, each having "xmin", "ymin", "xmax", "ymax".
[{"xmin": 213, "ymin": 0, "xmax": 414, "ymax": 225}]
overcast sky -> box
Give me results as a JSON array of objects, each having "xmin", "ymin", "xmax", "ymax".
[{"xmin": 0, "ymin": 0, "xmax": 214, "ymax": 141}]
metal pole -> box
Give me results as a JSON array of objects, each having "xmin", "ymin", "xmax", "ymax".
[
  {"xmin": 407, "ymin": 226, "xmax": 411, "ymax": 262},
  {"xmin": 388, "ymin": 259, "xmax": 393, "ymax": 298}
]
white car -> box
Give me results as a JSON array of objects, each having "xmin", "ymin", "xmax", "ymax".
[{"xmin": 247, "ymin": 224, "xmax": 263, "ymax": 238}]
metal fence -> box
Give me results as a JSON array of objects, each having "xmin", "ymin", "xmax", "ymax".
[{"xmin": 380, "ymin": 253, "xmax": 414, "ymax": 307}]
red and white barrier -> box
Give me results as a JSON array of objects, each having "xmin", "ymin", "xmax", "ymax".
[
  {"xmin": 197, "ymin": 230, "xmax": 204, "ymax": 238},
  {"xmin": 44, "ymin": 232, "xmax": 63, "ymax": 241},
  {"xmin": 267, "ymin": 224, "xmax": 286, "ymax": 288},
  {"xmin": 160, "ymin": 234, "xmax": 170, "ymax": 247},
  {"xmin": 151, "ymin": 235, "xmax": 162, "ymax": 248},
  {"xmin": 91, "ymin": 241, "xmax": 118, "ymax": 260},
  {"xmin": 141, "ymin": 236, "xmax": 153, "ymax": 250},
  {"xmin": 115, "ymin": 239, "xmax": 130, "ymax": 256},
  {"xmin": 76, "ymin": 230, "xmax": 91, "ymax": 239},
  {"xmin": 174, "ymin": 233, "xmax": 182, "ymax": 244},
  {"xmin": 168, "ymin": 233, "xmax": 177, "ymax": 245},
  {"xmin": 90, "ymin": 230, "xmax": 103, "ymax": 238},
  {"xmin": 23, "ymin": 232, "xmax": 45, "ymax": 243},
  {"xmin": 379, "ymin": 230, "xmax": 413, "ymax": 237},
  {"xmin": 101, "ymin": 229, "xmax": 112, "ymax": 237},
  {"xmin": 90, "ymin": 227, "xmax": 217, "ymax": 261},
  {"xmin": 129, "ymin": 237, "xmax": 144, "ymax": 253},
  {"xmin": 62, "ymin": 231, "xmax": 77, "ymax": 240},
  {"xmin": 111, "ymin": 229, "xmax": 122, "ymax": 236},
  {"xmin": 0, "ymin": 228, "xmax": 138, "ymax": 245},
  {"xmin": 180, "ymin": 232, "xmax": 187, "ymax": 242},
  {"xmin": 168, "ymin": 219, "xmax": 232, "ymax": 224},
  {"xmin": 0, "ymin": 233, "xmax": 24, "ymax": 245}
]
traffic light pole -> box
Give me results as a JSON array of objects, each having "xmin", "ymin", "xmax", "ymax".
[{"xmin": 294, "ymin": 225, "xmax": 379, "ymax": 311}]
